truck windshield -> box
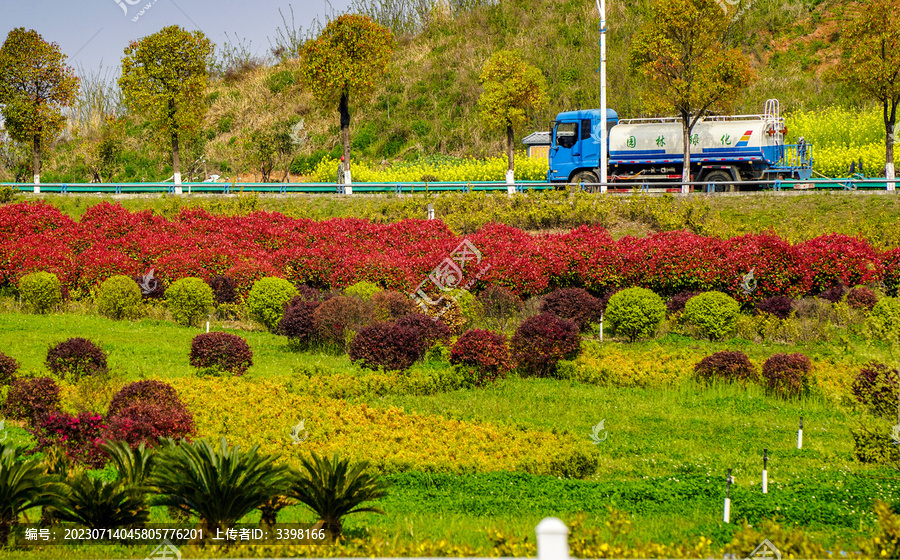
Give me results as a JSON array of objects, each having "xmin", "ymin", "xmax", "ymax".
[{"xmin": 555, "ymin": 122, "xmax": 578, "ymax": 149}]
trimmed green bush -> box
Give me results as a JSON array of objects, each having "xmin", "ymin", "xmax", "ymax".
[
  {"xmin": 247, "ymin": 277, "xmax": 298, "ymax": 332},
  {"xmin": 97, "ymin": 275, "xmax": 143, "ymax": 320},
  {"xmin": 165, "ymin": 278, "xmax": 215, "ymax": 327},
  {"xmin": 18, "ymin": 271, "xmax": 62, "ymax": 313},
  {"xmin": 604, "ymin": 287, "xmax": 665, "ymax": 342},
  {"xmin": 683, "ymin": 291, "xmax": 741, "ymax": 340},
  {"xmin": 344, "ymin": 281, "xmax": 381, "ymax": 300},
  {"xmin": 866, "ymin": 297, "xmax": 900, "ymax": 342}
]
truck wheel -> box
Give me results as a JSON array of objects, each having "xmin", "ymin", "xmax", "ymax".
[
  {"xmin": 704, "ymin": 170, "xmax": 736, "ymax": 192},
  {"xmin": 570, "ymin": 171, "xmax": 599, "ymax": 192}
]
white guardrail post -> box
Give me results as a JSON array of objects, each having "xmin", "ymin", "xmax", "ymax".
[{"xmin": 536, "ymin": 517, "xmax": 570, "ymax": 560}]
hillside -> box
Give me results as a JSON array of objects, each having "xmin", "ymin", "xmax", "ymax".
[{"xmin": 3, "ymin": 0, "xmax": 880, "ymax": 183}]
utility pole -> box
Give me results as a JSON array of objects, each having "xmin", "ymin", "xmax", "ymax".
[{"xmin": 596, "ymin": 0, "xmax": 608, "ymax": 193}]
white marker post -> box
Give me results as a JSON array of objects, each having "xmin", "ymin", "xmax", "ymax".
[
  {"xmin": 506, "ymin": 169, "xmax": 515, "ymax": 196},
  {"xmin": 206, "ymin": 313, "xmax": 210, "ymax": 333},
  {"xmin": 797, "ymin": 416, "xmax": 803, "ymax": 449},
  {"xmin": 762, "ymin": 448, "xmax": 768, "ymax": 494},
  {"xmin": 599, "ymin": 312, "xmax": 603, "ymax": 342},
  {"xmin": 427, "ymin": 203, "xmax": 434, "ymax": 220},
  {"xmin": 723, "ymin": 468, "xmax": 733, "ymax": 523},
  {"xmin": 344, "ymin": 168, "xmax": 353, "ymax": 196}
]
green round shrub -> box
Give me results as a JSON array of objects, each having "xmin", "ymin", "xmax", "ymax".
[
  {"xmin": 165, "ymin": 277, "xmax": 215, "ymax": 327},
  {"xmin": 19, "ymin": 271, "xmax": 62, "ymax": 313},
  {"xmin": 247, "ymin": 277, "xmax": 298, "ymax": 332},
  {"xmin": 344, "ymin": 281, "xmax": 381, "ymax": 300},
  {"xmin": 866, "ymin": 297, "xmax": 900, "ymax": 342},
  {"xmin": 604, "ymin": 287, "xmax": 666, "ymax": 342},
  {"xmin": 683, "ymin": 291, "xmax": 741, "ymax": 340},
  {"xmin": 97, "ymin": 275, "xmax": 143, "ymax": 320}
]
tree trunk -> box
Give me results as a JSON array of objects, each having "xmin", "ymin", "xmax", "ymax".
[
  {"xmin": 506, "ymin": 124, "xmax": 514, "ymax": 173},
  {"xmin": 681, "ymin": 118, "xmax": 691, "ymax": 193},
  {"xmin": 886, "ymin": 101, "xmax": 897, "ymax": 190},
  {"xmin": 172, "ymin": 132, "xmax": 181, "ymax": 184},
  {"xmin": 32, "ymin": 133, "xmax": 41, "ymax": 185},
  {"xmin": 340, "ymin": 92, "xmax": 351, "ymax": 174}
]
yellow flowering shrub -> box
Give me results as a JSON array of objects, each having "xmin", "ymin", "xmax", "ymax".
[
  {"xmin": 311, "ymin": 154, "xmax": 549, "ymax": 183},
  {"xmin": 171, "ymin": 376, "xmax": 597, "ymax": 476}
]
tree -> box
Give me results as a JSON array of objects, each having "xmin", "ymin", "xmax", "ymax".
[
  {"xmin": 289, "ymin": 452, "xmax": 388, "ymax": 540},
  {"xmin": 840, "ymin": 0, "xmax": 900, "ymax": 189},
  {"xmin": 0, "ymin": 442, "xmax": 51, "ymax": 546},
  {"xmin": 478, "ymin": 50, "xmax": 548, "ymax": 180},
  {"xmin": 0, "ymin": 28, "xmax": 79, "ymax": 185},
  {"xmin": 300, "ymin": 15, "xmax": 393, "ymax": 185},
  {"xmin": 629, "ymin": 0, "xmax": 753, "ymax": 189},
  {"xmin": 119, "ymin": 26, "xmax": 213, "ymax": 192},
  {"xmin": 150, "ymin": 438, "xmax": 290, "ymax": 537}
]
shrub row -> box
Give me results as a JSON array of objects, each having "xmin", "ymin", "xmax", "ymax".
[
  {"xmin": 2, "ymin": 202, "xmax": 898, "ymax": 302},
  {"xmin": 694, "ymin": 350, "xmax": 813, "ymax": 397},
  {"xmin": 3, "ymin": 377, "xmax": 195, "ymax": 468}
]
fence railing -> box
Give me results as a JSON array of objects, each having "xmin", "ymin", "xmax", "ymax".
[{"xmin": 2, "ymin": 177, "xmax": 897, "ymax": 194}]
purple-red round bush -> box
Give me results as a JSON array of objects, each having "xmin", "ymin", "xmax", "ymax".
[
  {"xmin": 278, "ymin": 299, "xmax": 320, "ymax": 346},
  {"xmin": 818, "ymin": 282, "xmax": 847, "ymax": 303},
  {"xmin": 694, "ymin": 351, "xmax": 757, "ymax": 384},
  {"xmin": 847, "ymin": 287, "xmax": 878, "ymax": 310},
  {"xmin": 46, "ymin": 338, "xmax": 108, "ymax": 381},
  {"xmin": 104, "ymin": 400, "xmax": 195, "ymax": 448},
  {"xmin": 0, "ymin": 351, "xmax": 19, "ymax": 386},
  {"xmin": 755, "ymin": 296, "xmax": 795, "ymax": 319},
  {"xmin": 189, "ymin": 332, "xmax": 253, "ymax": 375},
  {"xmin": 540, "ymin": 288, "xmax": 602, "ymax": 332},
  {"xmin": 761, "ymin": 353, "xmax": 812, "ymax": 397},
  {"xmin": 208, "ymin": 275, "xmax": 237, "ymax": 304},
  {"xmin": 108, "ymin": 380, "xmax": 186, "ymax": 417},
  {"xmin": 395, "ymin": 313, "xmax": 450, "ymax": 348},
  {"xmin": 349, "ymin": 322, "xmax": 423, "ymax": 372},
  {"xmin": 510, "ymin": 313, "xmax": 580, "ymax": 378},
  {"xmin": 477, "ymin": 285, "xmax": 524, "ymax": 326},
  {"xmin": 105, "ymin": 380, "xmax": 195, "ymax": 447},
  {"xmin": 851, "ymin": 362, "xmax": 900, "ymax": 418},
  {"xmin": 450, "ymin": 329, "xmax": 512, "ymax": 386},
  {"xmin": 372, "ymin": 290, "xmax": 416, "ymax": 322},
  {"xmin": 3, "ymin": 377, "xmax": 61, "ymax": 425},
  {"xmin": 666, "ymin": 291, "xmax": 699, "ymax": 316},
  {"xmin": 313, "ymin": 295, "xmax": 373, "ymax": 350}
]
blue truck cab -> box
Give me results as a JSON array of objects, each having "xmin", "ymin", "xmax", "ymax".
[{"xmin": 547, "ymin": 108, "xmax": 619, "ymax": 183}]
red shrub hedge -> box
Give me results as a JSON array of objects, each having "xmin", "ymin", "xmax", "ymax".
[{"xmin": 0, "ymin": 202, "xmax": 897, "ymax": 308}]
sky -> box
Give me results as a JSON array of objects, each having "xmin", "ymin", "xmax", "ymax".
[{"xmin": 2, "ymin": 0, "xmax": 354, "ymax": 78}]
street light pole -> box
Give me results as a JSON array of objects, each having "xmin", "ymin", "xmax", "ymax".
[{"xmin": 596, "ymin": 0, "xmax": 608, "ymax": 193}]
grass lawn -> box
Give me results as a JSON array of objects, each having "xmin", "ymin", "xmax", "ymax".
[{"xmin": 0, "ymin": 309, "xmax": 894, "ymax": 558}]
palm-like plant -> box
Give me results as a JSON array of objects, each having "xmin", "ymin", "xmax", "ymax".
[
  {"xmin": 289, "ymin": 452, "xmax": 389, "ymax": 540},
  {"xmin": 101, "ymin": 441, "xmax": 156, "ymax": 488},
  {"xmin": 149, "ymin": 438, "xmax": 290, "ymax": 535},
  {"xmin": 43, "ymin": 472, "xmax": 149, "ymax": 530},
  {"xmin": 0, "ymin": 442, "xmax": 51, "ymax": 546}
]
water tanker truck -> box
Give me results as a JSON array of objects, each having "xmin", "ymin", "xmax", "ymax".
[{"xmin": 547, "ymin": 99, "xmax": 812, "ymax": 191}]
